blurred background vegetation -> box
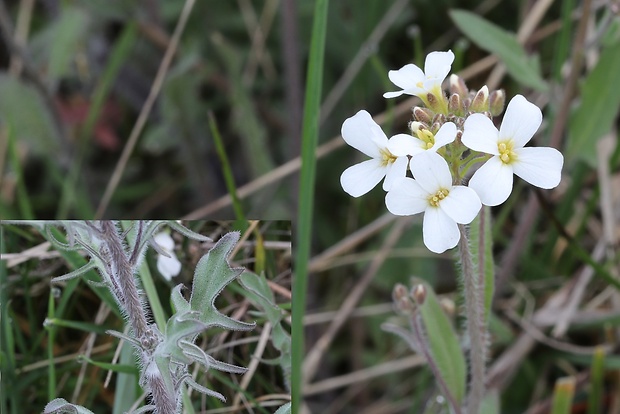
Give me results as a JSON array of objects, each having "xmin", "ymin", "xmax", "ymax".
[{"xmin": 1, "ymin": 0, "xmax": 620, "ymax": 413}]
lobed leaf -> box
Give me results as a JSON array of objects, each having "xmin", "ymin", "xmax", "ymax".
[
  {"xmin": 189, "ymin": 232, "xmax": 255, "ymax": 331},
  {"xmin": 42, "ymin": 398, "xmax": 95, "ymax": 414}
]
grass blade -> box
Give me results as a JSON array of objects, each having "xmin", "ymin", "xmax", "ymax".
[{"xmin": 292, "ymin": 0, "xmax": 329, "ymax": 412}]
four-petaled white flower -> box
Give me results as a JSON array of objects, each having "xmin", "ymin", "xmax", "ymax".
[
  {"xmin": 383, "ymin": 50, "xmax": 455, "ymax": 99},
  {"xmin": 385, "ymin": 151, "xmax": 481, "ymax": 253},
  {"xmin": 153, "ymin": 232, "xmax": 181, "ymax": 281},
  {"xmin": 461, "ymin": 94, "xmax": 564, "ymax": 206},
  {"xmin": 389, "ymin": 122, "xmax": 457, "ymax": 158},
  {"xmin": 340, "ymin": 110, "xmax": 413, "ymax": 197}
]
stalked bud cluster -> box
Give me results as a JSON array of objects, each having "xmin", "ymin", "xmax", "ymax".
[
  {"xmin": 393, "ymin": 283, "xmax": 415, "ymax": 313},
  {"xmin": 448, "ymin": 74, "xmax": 505, "ymax": 117}
]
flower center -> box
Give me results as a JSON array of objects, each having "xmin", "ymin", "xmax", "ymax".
[
  {"xmin": 497, "ymin": 141, "xmax": 517, "ymax": 164},
  {"xmin": 417, "ymin": 129, "xmax": 435, "ymax": 149},
  {"xmin": 428, "ymin": 188, "xmax": 449, "ymax": 207},
  {"xmin": 379, "ymin": 148, "xmax": 398, "ymax": 167}
]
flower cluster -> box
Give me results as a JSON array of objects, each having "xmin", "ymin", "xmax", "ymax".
[{"xmin": 341, "ymin": 50, "xmax": 564, "ymax": 253}]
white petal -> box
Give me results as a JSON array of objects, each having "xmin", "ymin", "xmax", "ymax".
[
  {"xmin": 513, "ymin": 147, "xmax": 563, "ymax": 189},
  {"xmin": 157, "ymin": 254, "xmax": 181, "ymax": 281},
  {"xmin": 431, "ymin": 122, "xmax": 457, "ymax": 150},
  {"xmin": 154, "ymin": 232, "xmax": 174, "ymax": 250},
  {"xmin": 424, "ymin": 50, "xmax": 455, "ymax": 81},
  {"xmin": 387, "ymin": 64, "xmax": 425, "ymax": 91},
  {"xmin": 341, "ymin": 110, "xmax": 386, "ymax": 157},
  {"xmin": 462, "ymin": 114, "xmax": 500, "ymax": 155},
  {"xmin": 468, "ymin": 157, "xmax": 514, "ymax": 206},
  {"xmin": 383, "ymin": 156, "xmax": 409, "ymax": 191},
  {"xmin": 409, "ymin": 151, "xmax": 453, "ymax": 194},
  {"xmin": 499, "ymin": 95, "xmax": 543, "ymax": 148},
  {"xmin": 387, "ymin": 134, "xmax": 423, "ymax": 156},
  {"xmin": 440, "ymin": 186, "xmax": 481, "ymax": 224},
  {"xmin": 383, "ymin": 90, "xmax": 405, "ymax": 99},
  {"xmin": 385, "ymin": 178, "xmax": 429, "ymax": 216},
  {"xmin": 422, "ymin": 207, "xmax": 460, "ymax": 254},
  {"xmin": 340, "ymin": 159, "xmax": 386, "ymax": 197}
]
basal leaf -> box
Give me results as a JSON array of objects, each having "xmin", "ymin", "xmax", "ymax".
[
  {"xmin": 418, "ymin": 283, "xmax": 466, "ymax": 405},
  {"xmin": 449, "ymin": 9, "xmax": 548, "ymax": 91},
  {"xmin": 48, "ymin": 8, "xmax": 90, "ymax": 81},
  {"xmin": 566, "ymin": 39, "xmax": 620, "ymax": 166},
  {"xmin": 0, "ymin": 73, "xmax": 61, "ymax": 155}
]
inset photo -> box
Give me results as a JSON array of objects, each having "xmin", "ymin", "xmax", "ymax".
[{"xmin": 0, "ymin": 220, "xmax": 291, "ymax": 414}]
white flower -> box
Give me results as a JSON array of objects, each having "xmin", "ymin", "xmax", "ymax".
[
  {"xmin": 389, "ymin": 122, "xmax": 457, "ymax": 157},
  {"xmin": 383, "ymin": 50, "xmax": 455, "ymax": 99},
  {"xmin": 461, "ymin": 94, "xmax": 564, "ymax": 206},
  {"xmin": 385, "ymin": 151, "xmax": 481, "ymax": 253},
  {"xmin": 340, "ymin": 110, "xmax": 413, "ymax": 197},
  {"xmin": 153, "ymin": 232, "xmax": 181, "ymax": 281}
]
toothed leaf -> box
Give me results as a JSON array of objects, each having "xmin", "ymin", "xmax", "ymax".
[
  {"xmin": 239, "ymin": 272, "xmax": 283, "ymax": 324},
  {"xmin": 189, "ymin": 232, "xmax": 255, "ymax": 331}
]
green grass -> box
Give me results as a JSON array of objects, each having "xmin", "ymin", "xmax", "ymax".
[{"xmin": 292, "ymin": 0, "xmax": 329, "ymax": 412}]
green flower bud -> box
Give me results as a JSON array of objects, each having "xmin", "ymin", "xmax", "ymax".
[
  {"xmin": 489, "ymin": 89, "xmax": 506, "ymax": 116},
  {"xmin": 470, "ymin": 85, "xmax": 489, "ymax": 113},
  {"xmin": 449, "ymin": 74, "xmax": 469, "ymax": 99}
]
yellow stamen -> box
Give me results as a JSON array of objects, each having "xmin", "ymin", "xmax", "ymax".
[
  {"xmin": 417, "ymin": 129, "xmax": 436, "ymax": 148},
  {"xmin": 497, "ymin": 140, "xmax": 517, "ymax": 164},
  {"xmin": 429, "ymin": 188, "xmax": 450, "ymax": 207},
  {"xmin": 380, "ymin": 148, "xmax": 397, "ymax": 167}
]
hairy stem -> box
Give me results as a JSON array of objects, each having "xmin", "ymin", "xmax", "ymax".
[
  {"xmin": 99, "ymin": 221, "xmax": 149, "ymax": 337},
  {"xmin": 458, "ymin": 224, "xmax": 486, "ymax": 414}
]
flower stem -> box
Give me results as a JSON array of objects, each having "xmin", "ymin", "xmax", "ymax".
[{"xmin": 458, "ymin": 224, "xmax": 487, "ymax": 414}]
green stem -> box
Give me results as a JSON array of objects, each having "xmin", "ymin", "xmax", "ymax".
[{"xmin": 458, "ymin": 224, "xmax": 486, "ymax": 414}]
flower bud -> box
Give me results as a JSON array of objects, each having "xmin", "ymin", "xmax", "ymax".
[
  {"xmin": 393, "ymin": 283, "xmax": 409, "ymax": 303},
  {"xmin": 449, "ymin": 74, "xmax": 468, "ymax": 98},
  {"xmin": 440, "ymin": 297, "xmax": 456, "ymax": 316},
  {"xmin": 409, "ymin": 121, "xmax": 423, "ymax": 133},
  {"xmin": 448, "ymin": 93, "xmax": 464, "ymax": 116},
  {"xmin": 426, "ymin": 92, "xmax": 448, "ymax": 114},
  {"xmin": 413, "ymin": 106, "xmax": 434, "ymax": 124},
  {"xmin": 432, "ymin": 113, "xmax": 446, "ymax": 127},
  {"xmin": 489, "ymin": 89, "xmax": 506, "ymax": 117},
  {"xmin": 470, "ymin": 85, "xmax": 489, "ymax": 113},
  {"xmin": 410, "ymin": 284, "xmax": 426, "ymax": 305}
]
